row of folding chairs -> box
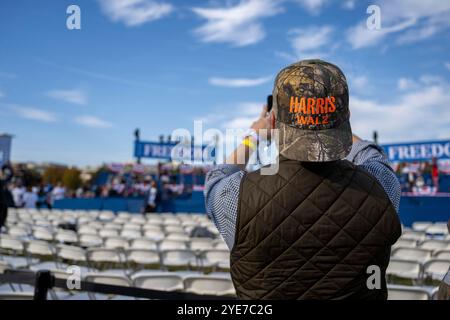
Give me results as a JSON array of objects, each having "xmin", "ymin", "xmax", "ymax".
[
  {"xmin": 410, "ymin": 221, "xmax": 449, "ymax": 235},
  {"xmin": 0, "ymin": 237, "xmax": 230, "ymax": 271},
  {"xmin": 387, "ymin": 284, "xmax": 438, "ymax": 300},
  {"xmin": 84, "ymin": 273, "xmax": 236, "ymax": 298},
  {"xmin": 0, "ymin": 271, "xmax": 236, "ymax": 299},
  {"xmin": 392, "ymin": 239, "xmax": 450, "ymax": 252},
  {"xmin": 391, "ymin": 245, "xmax": 450, "ymax": 262},
  {"xmin": 400, "ymin": 230, "xmax": 450, "ymax": 243},
  {"xmin": 5, "ymin": 224, "xmax": 220, "ymax": 243},
  {"xmin": 8, "ymin": 208, "xmax": 210, "ymax": 223},
  {"xmin": 387, "ymin": 257, "xmax": 450, "ymax": 284},
  {"xmin": 3, "ymin": 226, "xmax": 228, "ymax": 250},
  {"xmin": 1, "ymin": 233, "xmax": 228, "ymax": 254},
  {"xmin": 83, "ymin": 248, "xmax": 230, "ymax": 271}
]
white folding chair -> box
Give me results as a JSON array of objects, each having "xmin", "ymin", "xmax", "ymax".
[
  {"xmin": 103, "ymin": 223, "xmax": 123, "ymax": 231},
  {"xmin": 386, "ymin": 258, "xmax": 422, "ymax": 281},
  {"xmin": 161, "ymin": 249, "xmax": 197, "ymax": 269},
  {"xmin": 200, "ymin": 249, "xmax": 230, "ymax": 269},
  {"xmin": 143, "ymin": 224, "xmax": 163, "ymax": 232},
  {"xmin": 120, "ymin": 229, "xmax": 142, "ymax": 240},
  {"xmin": 144, "ymin": 230, "xmax": 165, "ymax": 241},
  {"xmin": 165, "ymin": 225, "xmax": 184, "ymax": 233},
  {"xmin": 84, "ymin": 274, "xmax": 132, "ymax": 300},
  {"xmin": 86, "ymin": 248, "xmax": 123, "ymax": 270},
  {"xmin": 86, "ymin": 221, "xmax": 103, "ymax": 230},
  {"xmin": 419, "ymin": 240, "xmax": 450, "ymax": 252},
  {"xmin": 147, "ymin": 217, "xmax": 164, "ymax": 225},
  {"xmin": 387, "ymin": 285, "xmax": 430, "ymax": 300},
  {"xmin": 104, "ymin": 237, "xmax": 130, "ymax": 250},
  {"xmin": 401, "ymin": 230, "xmax": 426, "ymax": 242},
  {"xmin": 213, "ymin": 239, "xmax": 229, "ymax": 250},
  {"xmin": 25, "ymin": 240, "xmax": 55, "ymax": 260},
  {"xmin": 117, "ymin": 212, "xmax": 132, "ymax": 220},
  {"xmin": 7, "ymin": 226, "xmax": 30, "ymax": 238},
  {"xmin": 99, "ymin": 229, "xmax": 120, "ymax": 238},
  {"xmin": 392, "ymin": 247, "xmax": 433, "ymax": 262},
  {"xmin": 32, "ymin": 228, "xmax": 54, "ymax": 242},
  {"xmin": 126, "ymin": 249, "xmax": 160, "ymax": 267},
  {"xmin": 78, "ymin": 226, "xmax": 98, "ymax": 236},
  {"xmin": 184, "ymin": 276, "xmax": 235, "ymax": 296},
  {"xmin": 123, "ymin": 223, "xmax": 141, "ymax": 231},
  {"xmin": 98, "ymin": 211, "xmax": 115, "ymax": 221},
  {"xmin": 159, "ymin": 240, "xmax": 187, "ymax": 251},
  {"xmin": 433, "ymin": 250, "xmax": 450, "ymax": 260},
  {"xmin": 130, "ymin": 238, "xmax": 158, "ymax": 250},
  {"xmin": 78, "ymin": 234, "xmax": 103, "ymax": 248},
  {"xmin": 133, "ymin": 274, "xmax": 184, "ymax": 292},
  {"xmin": 0, "ymin": 292, "xmax": 35, "ymax": 300},
  {"xmin": 166, "ymin": 232, "xmax": 190, "ymax": 242},
  {"xmin": 84, "ymin": 273, "xmax": 131, "ymax": 286},
  {"xmin": 425, "ymin": 223, "xmax": 449, "ymax": 236},
  {"xmin": 422, "ymin": 259, "xmax": 450, "ymax": 281},
  {"xmin": 57, "ymin": 244, "xmax": 87, "ymax": 264},
  {"xmin": 55, "ymin": 230, "xmax": 78, "ymax": 244},
  {"xmin": 0, "ymin": 260, "xmax": 11, "ymax": 274},
  {"xmin": 190, "ymin": 238, "xmax": 214, "ymax": 251},
  {"xmin": 0, "ymin": 235, "xmax": 24, "ymax": 255},
  {"xmin": 392, "ymin": 238, "xmax": 417, "ymax": 249},
  {"xmin": 129, "ymin": 216, "xmax": 146, "ymax": 225},
  {"xmin": 412, "ymin": 222, "xmax": 433, "ymax": 232}
]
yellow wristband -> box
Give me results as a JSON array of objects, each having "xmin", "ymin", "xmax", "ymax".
[{"xmin": 242, "ymin": 137, "xmax": 257, "ymax": 150}]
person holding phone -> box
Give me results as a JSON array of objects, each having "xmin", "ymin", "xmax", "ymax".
[{"xmin": 204, "ymin": 59, "xmax": 402, "ymax": 300}]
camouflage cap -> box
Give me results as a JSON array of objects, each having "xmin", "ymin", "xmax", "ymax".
[{"xmin": 273, "ymin": 59, "xmax": 352, "ymax": 162}]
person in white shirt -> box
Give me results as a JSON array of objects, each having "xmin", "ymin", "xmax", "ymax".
[
  {"xmin": 52, "ymin": 183, "xmax": 66, "ymax": 201},
  {"xmin": 11, "ymin": 184, "xmax": 25, "ymax": 208},
  {"xmin": 23, "ymin": 186, "xmax": 38, "ymax": 209},
  {"xmin": 144, "ymin": 181, "xmax": 158, "ymax": 214}
]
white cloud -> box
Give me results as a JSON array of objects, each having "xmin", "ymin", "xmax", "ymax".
[
  {"xmin": 445, "ymin": 62, "xmax": 450, "ymax": 71},
  {"xmin": 46, "ymin": 89, "xmax": 87, "ymax": 105},
  {"xmin": 209, "ymin": 76, "xmax": 271, "ymax": 88},
  {"xmin": 279, "ymin": 26, "xmax": 334, "ymax": 60},
  {"xmin": 295, "ymin": 0, "xmax": 329, "ymax": 14},
  {"xmin": 192, "ymin": 0, "xmax": 283, "ymax": 47},
  {"xmin": 397, "ymin": 78, "xmax": 417, "ymax": 91},
  {"xmin": 347, "ymin": 0, "xmax": 450, "ymax": 49},
  {"xmin": 350, "ymin": 75, "xmax": 369, "ymax": 92},
  {"xmin": 397, "ymin": 75, "xmax": 442, "ymax": 91},
  {"xmin": 75, "ymin": 115, "xmax": 113, "ymax": 128},
  {"xmin": 9, "ymin": 105, "xmax": 57, "ymax": 123},
  {"xmin": 98, "ymin": 0, "xmax": 174, "ymax": 26},
  {"xmin": 342, "ymin": 0, "xmax": 356, "ymax": 10},
  {"xmin": 222, "ymin": 102, "xmax": 262, "ymax": 129},
  {"xmin": 350, "ymin": 78, "xmax": 450, "ymax": 142},
  {"xmin": 347, "ymin": 18, "xmax": 416, "ymax": 49}
]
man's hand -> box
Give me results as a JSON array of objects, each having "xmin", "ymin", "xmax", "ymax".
[{"xmin": 250, "ymin": 105, "xmax": 271, "ymax": 140}]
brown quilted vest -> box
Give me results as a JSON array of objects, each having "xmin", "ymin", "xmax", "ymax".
[{"xmin": 230, "ymin": 157, "xmax": 401, "ymax": 300}]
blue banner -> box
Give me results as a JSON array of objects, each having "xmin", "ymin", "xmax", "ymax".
[
  {"xmin": 134, "ymin": 140, "xmax": 215, "ymax": 162},
  {"xmin": 381, "ymin": 140, "xmax": 450, "ymax": 162}
]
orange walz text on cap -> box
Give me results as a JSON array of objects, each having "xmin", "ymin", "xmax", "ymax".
[{"xmin": 289, "ymin": 96, "xmax": 336, "ymax": 126}]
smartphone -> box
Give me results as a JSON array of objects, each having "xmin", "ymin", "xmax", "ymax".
[{"xmin": 267, "ymin": 95, "xmax": 273, "ymax": 112}]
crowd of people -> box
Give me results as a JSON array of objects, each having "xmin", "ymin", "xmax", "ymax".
[
  {"xmin": 0, "ymin": 166, "xmax": 190, "ymax": 215},
  {"xmin": 396, "ymin": 158, "xmax": 444, "ymax": 195}
]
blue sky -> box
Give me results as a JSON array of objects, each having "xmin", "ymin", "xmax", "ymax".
[{"xmin": 0, "ymin": 0, "xmax": 449, "ymax": 166}]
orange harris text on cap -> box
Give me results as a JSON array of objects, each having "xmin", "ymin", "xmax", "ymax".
[{"xmin": 289, "ymin": 96, "xmax": 336, "ymax": 126}]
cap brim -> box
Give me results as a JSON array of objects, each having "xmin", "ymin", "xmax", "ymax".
[{"xmin": 277, "ymin": 120, "xmax": 352, "ymax": 162}]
